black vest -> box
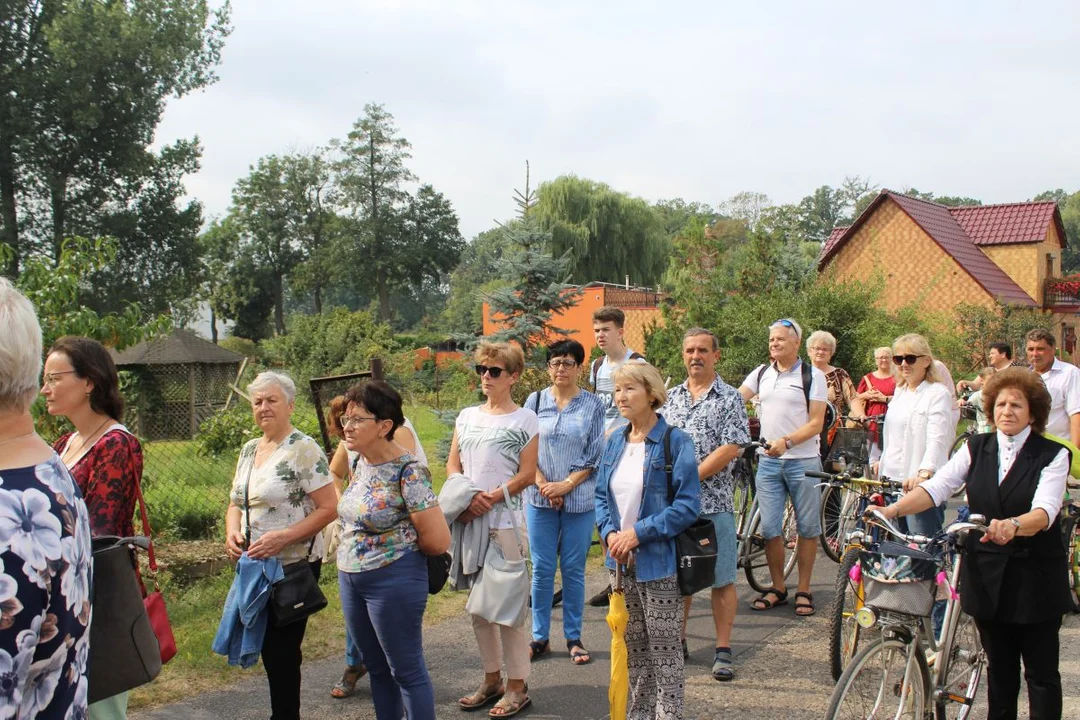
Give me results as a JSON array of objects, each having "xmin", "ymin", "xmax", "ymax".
[{"xmin": 960, "ymin": 432, "xmax": 1072, "ymax": 623}]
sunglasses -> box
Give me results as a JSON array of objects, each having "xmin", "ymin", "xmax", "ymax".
[
  {"xmin": 892, "ymin": 354, "xmax": 926, "ymax": 365},
  {"xmin": 475, "ymin": 365, "xmax": 506, "ymax": 379}
]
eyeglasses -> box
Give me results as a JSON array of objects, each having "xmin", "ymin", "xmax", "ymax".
[
  {"xmin": 42, "ymin": 371, "xmax": 76, "ymax": 387},
  {"xmin": 892, "ymin": 354, "xmax": 926, "ymax": 365},
  {"xmin": 475, "ymin": 365, "xmax": 506, "ymax": 378},
  {"xmin": 547, "ymin": 359, "xmax": 578, "ymax": 369},
  {"xmin": 340, "ymin": 415, "xmax": 377, "ymax": 428}
]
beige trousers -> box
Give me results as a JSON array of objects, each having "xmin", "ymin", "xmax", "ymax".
[{"xmin": 471, "ymin": 528, "xmax": 531, "ymax": 681}]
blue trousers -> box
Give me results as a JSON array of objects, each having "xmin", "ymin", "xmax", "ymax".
[
  {"xmin": 345, "ymin": 627, "xmax": 363, "ymax": 667},
  {"xmin": 339, "ymin": 551, "xmax": 434, "ymax": 720},
  {"xmin": 525, "ymin": 504, "xmax": 596, "ymax": 644}
]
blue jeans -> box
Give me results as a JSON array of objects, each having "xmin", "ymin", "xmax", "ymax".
[
  {"xmin": 526, "ymin": 504, "xmax": 595, "ymax": 644},
  {"xmin": 345, "ymin": 627, "xmax": 364, "ymax": 667},
  {"xmin": 339, "ymin": 551, "xmax": 435, "ymax": 720},
  {"xmin": 755, "ymin": 456, "xmax": 823, "ymax": 539},
  {"xmin": 900, "ymin": 503, "xmax": 945, "ymax": 538}
]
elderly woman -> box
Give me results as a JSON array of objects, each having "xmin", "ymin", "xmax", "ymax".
[
  {"xmin": 0, "ymin": 278, "xmax": 93, "ymax": 720},
  {"xmin": 806, "ymin": 330, "xmax": 857, "ymax": 416},
  {"xmin": 42, "ymin": 335, "xmax": 143, "ymax": 720},
  {"xmin": 224, "ymin": 371, "xmax": 337, "ymax": 720},
  {"xmin": 448, "ymin": 342, "xmax": 539, "ymax": 718},
  {"xmin": 850, "ymin": 346, "xmax": 896, "ymax": 460},
  {"xmin": 869, "ymin": 368, "xmax": 1071, "ymax": 720},
  {"xmin": 523, "ymin": 340, "xmax": 604, "ymax": 666},
  {"xmin": 878, "ymin": 334, "xmax": 955, "ymax": 537},
  {"xmin": 337, "ymin": 380, "xmax": 449, "ymax": 720},
  {"xmin": 595, "ymin": 361, "xmax": 700, "ymax": 720}
]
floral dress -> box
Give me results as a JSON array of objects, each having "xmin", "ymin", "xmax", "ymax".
[{"xmin": 0, "ymin": 455, "xmax": 93, "ymax": 720}]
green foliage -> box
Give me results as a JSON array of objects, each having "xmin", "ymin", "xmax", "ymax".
[
  {"xmin": 217, "ymin": 335, "xmax": 259, "ymax": 360},
  {"xmin": 196, "ymin": 405, "xmax": 257, "ymax": 458},
  {"xmin": 952, "ymin": 303, "xmax": 1054, "ymax": 375},
  {"xmin": 260, "ymin": 307, "xmax": 396, "ymax": 384},
  {"xmin": 1034, "ymin": 190, "xmax": 1080, "ymax": 273},
  {"xmin": 441, "ymin": 228, "xmax": 514, "ymax": 336}
]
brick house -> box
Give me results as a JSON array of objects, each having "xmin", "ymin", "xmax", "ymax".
[{"xmin": 819, "ymin": 190, "xmax": 1075, "ymax": 353}]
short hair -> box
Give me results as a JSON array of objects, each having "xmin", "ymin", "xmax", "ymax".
[
  {"xmin": 612, "ymin": 362, "xmax": 667, "ymax": 410},
  {"xmin": 344, "ymin": 380, "xmax": 405, "ymax": 441},
  {"xmin": 592, "ymin": 306, "xmax": 626, "ymax": 328},
  {"xmin": 0, "ymin": 277, "xmax": 43, "ymax": 412},
  {"xmin": 988, "ymin": 342, "xmax": 1012, "ymax": 359},
  {"xmin": 683, "ymin": 327, "xmax": 718, "ymax": 351},
  {"xmin": 873, "ymin": 346, "xmax": 892, "ymax": 359},
  {"xmin": 769, "ymin": 318, "xmax": 802, "ymax": 340},
  {"xmin": 48, "ymin": 336, "xmax": 125, "ymax": 421},
  {"xmin": 892, "ymin": 333, "xmax": 939, "ymax": 383},
  {"xmin": 327, "ymin": 395, "xmax": 347, "ymax": 439},
  {"xmin": 977, "ymin": 367, "xmax": 997, "ymax": 380},
  {"xmin": 1025, "ymin": 328, "xmax": 1056, "ymax": 348},
  {"xmin": 806, "ymin": 330, "xmax": 837, "ymax": 354},
  {"xmin": 475, "ymin": 341, "xmax": 525, "ymax": 376},
  {"xmin": 247, "ymin": 371, "xmax": 297, "ymax": 404},
  {"xmin": 546, "ymin": 339, "xmax": 585, "ymax": 366},
  {"xmin": 982, "ymin": 367, "xmax": 1051, "ymax": 434}
]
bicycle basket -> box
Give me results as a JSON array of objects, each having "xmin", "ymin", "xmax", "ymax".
[
  {"xmin": 860, "ymin": 541, "xmax": 940, "ymax": 617},
  {"xmin": 825, "ymin": 427, "xmax": 870, "ymax": 466}
]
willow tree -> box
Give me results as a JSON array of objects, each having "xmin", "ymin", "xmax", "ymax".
[{"xmin": 533, "ymin": 175, "xmax": 669, "ymax": 286}]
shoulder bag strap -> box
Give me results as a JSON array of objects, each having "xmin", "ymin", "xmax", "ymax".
[
  {"xmin": 591, "ymin": 357, "xmax": 603, "ymax": 388},
  {"xmin": 498, "ymin": 484, "xmax": 526, "ymax": 558},
  {"xmin": 801, "ymin": 360, "xmax": 813, "ymax": 412},
  {"xmin": 242, "ymin": 449, "xmax": 255, "ymax": 549}
]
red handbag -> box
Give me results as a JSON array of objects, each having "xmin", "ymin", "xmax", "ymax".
[{"xmin": 135, "ymin": 478, "xmax": 177, "ymax": 664}]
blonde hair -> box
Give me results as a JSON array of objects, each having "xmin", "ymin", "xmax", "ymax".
[
  {"xmin": 475, "ymin": 341, "xmax": 525, "ymax": 376},
  {"xmin": 612, "ymin": 362, "xmax": 667, "ymax": 410},
  {"xmin": 807, "ymin": 330, "xmax": 837, "ymax": 354},
  {"xmin": 892, "ymin": 334, "xmax": 938, "ymax": 383},
  {"xmin": 873, "ymin": 346, "xmax": 892, "ymax": 360}
]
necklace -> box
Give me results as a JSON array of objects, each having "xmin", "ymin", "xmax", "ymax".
[
  {"xmin": 61, "ymin": 417, "xmax": 112, "ymax": 467},
  {"xmin": 0, "ymin": 431, "xmax": 35, "ymax": 448}
]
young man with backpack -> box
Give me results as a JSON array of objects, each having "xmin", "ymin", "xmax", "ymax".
[{"xmin": 590, "ymin": 306, "xmax": 646, "ymax": 433}]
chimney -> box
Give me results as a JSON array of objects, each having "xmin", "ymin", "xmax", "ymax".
[{"xmin": 625, "ymin": 275, "xmax": 630, "ymax": 289}]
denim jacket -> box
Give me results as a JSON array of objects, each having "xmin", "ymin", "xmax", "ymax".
[
  {"xmin": 212, "ymin": 554, "xmax": 284, "ymax": 668},
  {"xmin": 595, "ymin": 415, "xmax": 701, "ymax": 582}
]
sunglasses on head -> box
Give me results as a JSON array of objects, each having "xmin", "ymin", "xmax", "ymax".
[
  {"xmin": 892, "ymin": 354, "xmax": 926, "ymax": 365},
  {"xmin": 773, "ymin": 319, "xmax": 795, "ymax": 330},
  {"xmin": 475, "ymin": 364, "xmax": 506, "ymax": 378}
]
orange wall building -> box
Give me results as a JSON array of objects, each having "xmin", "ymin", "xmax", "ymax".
[{"xmin": 482, "ymin": 282, "xmax": 665, "ymax": 357}]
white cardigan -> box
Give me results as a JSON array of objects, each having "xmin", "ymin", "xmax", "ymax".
[{"xmin": 879, "ymin": 381, "xmax": 956, "ymax": 481}]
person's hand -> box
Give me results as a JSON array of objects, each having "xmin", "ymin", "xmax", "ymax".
[
  {"xmin": 870, "ymin": 461, "xmax": 880, "ymax": 477},
  {"xmin": 902, "ymin": 476, "xmax": 922, "ymax": 492},
  {"xmin": 956, "ymin": 380, "xmax": 969, "ymax": 394},
  {"xmin": 540, "ymin": 480, "xmax": 574, "ymax": 499},
  {"xmin": 247, "ymin": 529, "xmax": 291, "ymax": 559},
  {"xmin": 550, "ymin": 496, "xmax": 565, "ymax": 510},
  {"xmin": 457, "ymin": 508, "xmax": 479, "ymax": 525},
  {"xmin": 225, "ymin": 529, "xmax": 246, "ymax": 561},
  {"xmin": 765, "ymin": 438, "xmax": 787, "ymax": 458},
  {"xmin": 607, "ymin": 529, "xmax": 640, "ymax": 564},
  {"xmin": 864, "ymin": 504, "xmax": 891, "ymax": 521},
  {"xmin": 467, "ymin": 491, "xmax": 494, "ymax": 517},
  {"xmin": 981, "ymin": 518, "xmax": 1017, "ymax": 545}
]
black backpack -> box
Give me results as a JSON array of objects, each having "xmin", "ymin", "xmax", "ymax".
[
  {"xmin": 755, "ymin": 360, "xmax": 813, "ymax": 411},
  {"xmin": 591, "ymin": 351, "xmax": 645, "ymax": 391}
]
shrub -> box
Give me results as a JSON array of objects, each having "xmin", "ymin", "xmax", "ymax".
[
  {"xmin": 261, "ymin": 308, "xmax": 396, "ymax": 383},
  {"xmin": 218, "ymin": 335, "xmax": 259, "ymax": 359},
  {"xmin": 197, "ymin": 405, "xmax": 258, "ymax": 457}
]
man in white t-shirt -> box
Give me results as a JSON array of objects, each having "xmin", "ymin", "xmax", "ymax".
[
  {"xmin": 589, "ymin": 306, "xmax": 645, "ymax": 433},
  {"xmin": 1026, "ymin": 328, "xmax": 1080, "ymax": 446},
  {"xmin": 738, "ymin": 319, "xmax": 827, "ymax": 618}
]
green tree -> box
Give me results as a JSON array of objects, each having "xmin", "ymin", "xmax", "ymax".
[
  {"xmin": 0, "ymin": 0, "xmax": 230, "ymax": 275},
  {"xmin": 534, "ymin": 175, "xmax": 669, "ymax": 286},
  {"xmin": 261, "ymin": 307, "xmax": 396, "ymax": 384},
  {"xmin": 797, "ymin": 185, "xmax": 846, "ymax": 244},
  {"xmin": 953, "ymin": 302, "xmax": 1053, "ymax": 376},
  {"xmin": 441, "ymin": 228, "xmax": 513, "ymax": 336},
  {"xmin": 653, "ymin": 198, "xmax": 719, "ymax": 237},
  {"xmin": 1034, "ymin": 189, "xmax": 1080, "ymax": 273},
  {"xmin": 720, "ymin": 191, "xmax": 771, "ymax": 229}
]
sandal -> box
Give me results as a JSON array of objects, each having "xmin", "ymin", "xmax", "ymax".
[
  {"xmin": 330, "ymin": 664, "xmax": 367, "ymax": 699},
  {"xmin": 459, "ymin": 679, "xmax": 504, "ymax": 711},
  {"xmin": 794, "ymin": 591, "xmax": 816, "ymax": 617},
  {"xmin": 567, "ymin": 639, "xmax": 591, "ymax": 665},
  {"xmin": 488, "ymin": 689, "xmax": 531, "ymax": 718},
  {"xmin": 528, "ymin": 639, "xmax": 549, "ymax": 661},
  {"xmin": 750, "ymin": 587, "xmax": 788, "ymax": 611},
  {"xmin": 712, "ymin": 648, "xmax": 734, "ymax": 682}
]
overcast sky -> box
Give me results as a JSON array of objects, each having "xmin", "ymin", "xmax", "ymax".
[{"xmin": 154, "ymin": 0, "xmax": 1080, "ymax": 241}]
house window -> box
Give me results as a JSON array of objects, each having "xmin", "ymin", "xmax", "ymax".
[{"xmin": 1047, "ymin": 253, "xmax": 1055, "ymax": 278}]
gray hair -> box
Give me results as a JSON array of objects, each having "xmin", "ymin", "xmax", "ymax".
[
  {"xmin": 248, "ymin": 371, "xmax": 297, "ymax": 404},
  {"xmin": 806, "ymin": 330, "xmax": 837, "ymax": 354},
  {"xmin": 683, "ymin": 327, "xmax": 718, "ymax": 351},
  {"xmin": 770, "ymin": 318, "xmax": 802, "ymax": 340},
  {"xmin": 0, "ymin": 277, "xmax": 43, "ymax": 412}
]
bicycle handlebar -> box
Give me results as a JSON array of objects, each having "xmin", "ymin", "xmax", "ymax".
[
  {"xmin": 805, "ymin": 470, "xmax": 903, "ymax": 491},
  {"xmin": 863, "ymin": 509, "xmax": 988, "ymax": 547}
]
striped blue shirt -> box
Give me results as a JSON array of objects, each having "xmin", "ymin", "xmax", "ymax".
[{"xmin": 523, "ymin": 388, "xmax": 606, "ymax": 513}]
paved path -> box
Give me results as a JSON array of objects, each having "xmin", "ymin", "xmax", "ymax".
[{"xmin": 133, "ymin": 563, "xmax": 837, "ymax": 720}]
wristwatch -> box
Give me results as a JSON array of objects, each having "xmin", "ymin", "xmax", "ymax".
[
  {"xmin": 917, "ymin": 469, "xmax": 934, "ymax": 481},
  {"xmin": 1008, "ymin": 517, "xmax": 1021, "ymax": 532},
  {"xmin": 783, "ymin": 437, "xmax": 793, "ymax": 450}
]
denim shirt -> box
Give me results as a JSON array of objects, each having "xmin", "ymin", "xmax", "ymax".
[{"xmin": 595, "ymin": 415, "xmax": 701, "ymax": 582}]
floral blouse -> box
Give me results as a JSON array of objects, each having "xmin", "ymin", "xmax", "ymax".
[
  {"xmin": 0, "ymin": 455, "xmax": 93, "ymax": 720},
  {"xmin": 337, "ymin": 453, "xmax": 438, "ymax": 573},
  {"xmin": 230, "ymin": 430, "xmax": 332, "ymax": 565},
  {"xmin": 54, "ymin": 427, "xmax": 141, "ymax": 538},
  {"xmin": 824, "ymin": 368, "xmax": 857, "ymax": 414}
]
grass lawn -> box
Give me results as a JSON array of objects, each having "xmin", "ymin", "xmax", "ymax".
[{"xmin": 131, "ymin": 404, "xmax": 458, "ymax": 709}]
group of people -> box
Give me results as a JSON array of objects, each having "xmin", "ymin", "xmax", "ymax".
[{"xmin": 3, "ymin": 267, "xmax": 1077, "ymax": 720}]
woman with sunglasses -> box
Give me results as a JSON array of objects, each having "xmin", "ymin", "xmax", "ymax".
[
  {"xmin": 878, "ymin": 334, "xmax": 955, "ymax": 537},
  {"xmin": 448, "ymin": 342, "xmax": 539, "ymax": 718},
  {"xmin": 523, "ymin": 340, "xmax": 604, "ymax": 666}
]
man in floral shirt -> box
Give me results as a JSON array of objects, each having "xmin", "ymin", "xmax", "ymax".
[{"xmin": 661, "ymin": 328, "xmax": 750, "ymax": 682}]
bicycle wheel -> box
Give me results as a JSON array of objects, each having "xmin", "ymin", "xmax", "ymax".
[
  {"xmin": 829, "ymin": 546, "xmax": 864, "ymax": 681},
  {"xmin": 820, "ymin": 486, "xmax": 857, "ymax": 563},
  {"xmin": 1065, "ymin": 510, "xmax": 1080, "ymax": 613},
  {"xmin": 933, "ymin": 608, "xmax": 984, "ymax": 720},
  {"xmin": 825, "ymin": 636, "xmax": 929, "ymax": 720},
  {"xmin": 732, "ymin": 458, "xmax": 754, "ymax": 530},
  {"xmin": 744, "ymin": 502, "xmax": 797, "ymax": 594}
]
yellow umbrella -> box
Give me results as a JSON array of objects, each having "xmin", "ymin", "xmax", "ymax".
[{"xmin": 607, "ymin": 564, "xmax": 629, "ymax": 720}]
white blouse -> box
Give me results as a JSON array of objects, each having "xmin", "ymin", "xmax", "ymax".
[
  {"xmin": 879, "ymin": 381, "xmax": 955, "ymax": 481},
  {"xmin": 611, "ymin": 442, "xmax": 646, "ymax": 532}
]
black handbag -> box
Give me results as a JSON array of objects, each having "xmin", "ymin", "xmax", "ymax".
[
  {"xmin": 395, "ymin": 460, "xmax": 451, "ymax": 594},
  {"xmin": 88, "ymin": 536, "xmax": 162, "ymax": 703},
  {"xmin": 661, "ymin": 427, "xmax": 717, "ymax": 596},
  {"xmin": 243, "ymin": 461, "xmax": 327, "ymax": 627}
]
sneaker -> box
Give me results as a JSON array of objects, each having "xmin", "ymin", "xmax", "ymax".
[{"xmin": 588, "ymin": 587, "xmax": 612, "ymax": 607}]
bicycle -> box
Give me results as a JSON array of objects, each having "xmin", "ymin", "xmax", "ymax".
[
  {"xmin": 1063, "ymin": 480, "xmax": 1080, "ymax": 613},
  {"xmin": 732, "ymin": 440, "xmax": 799, "ymax": 593},
  {"xmin": 824, "ymin": 511, "xmax": 987, "ymax": 720},
  {"xmin": 817, "ymin": 417, "xmax": 885, "ymax": 564}
]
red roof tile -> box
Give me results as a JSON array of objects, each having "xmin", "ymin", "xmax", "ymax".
[
  {"xmin": 819, "ymin": 191, "xmax": 1037, "ymax": 307},
  {"xmin": 948, "ymin": 202, "xmax": 1064, "ymax": 247}
]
